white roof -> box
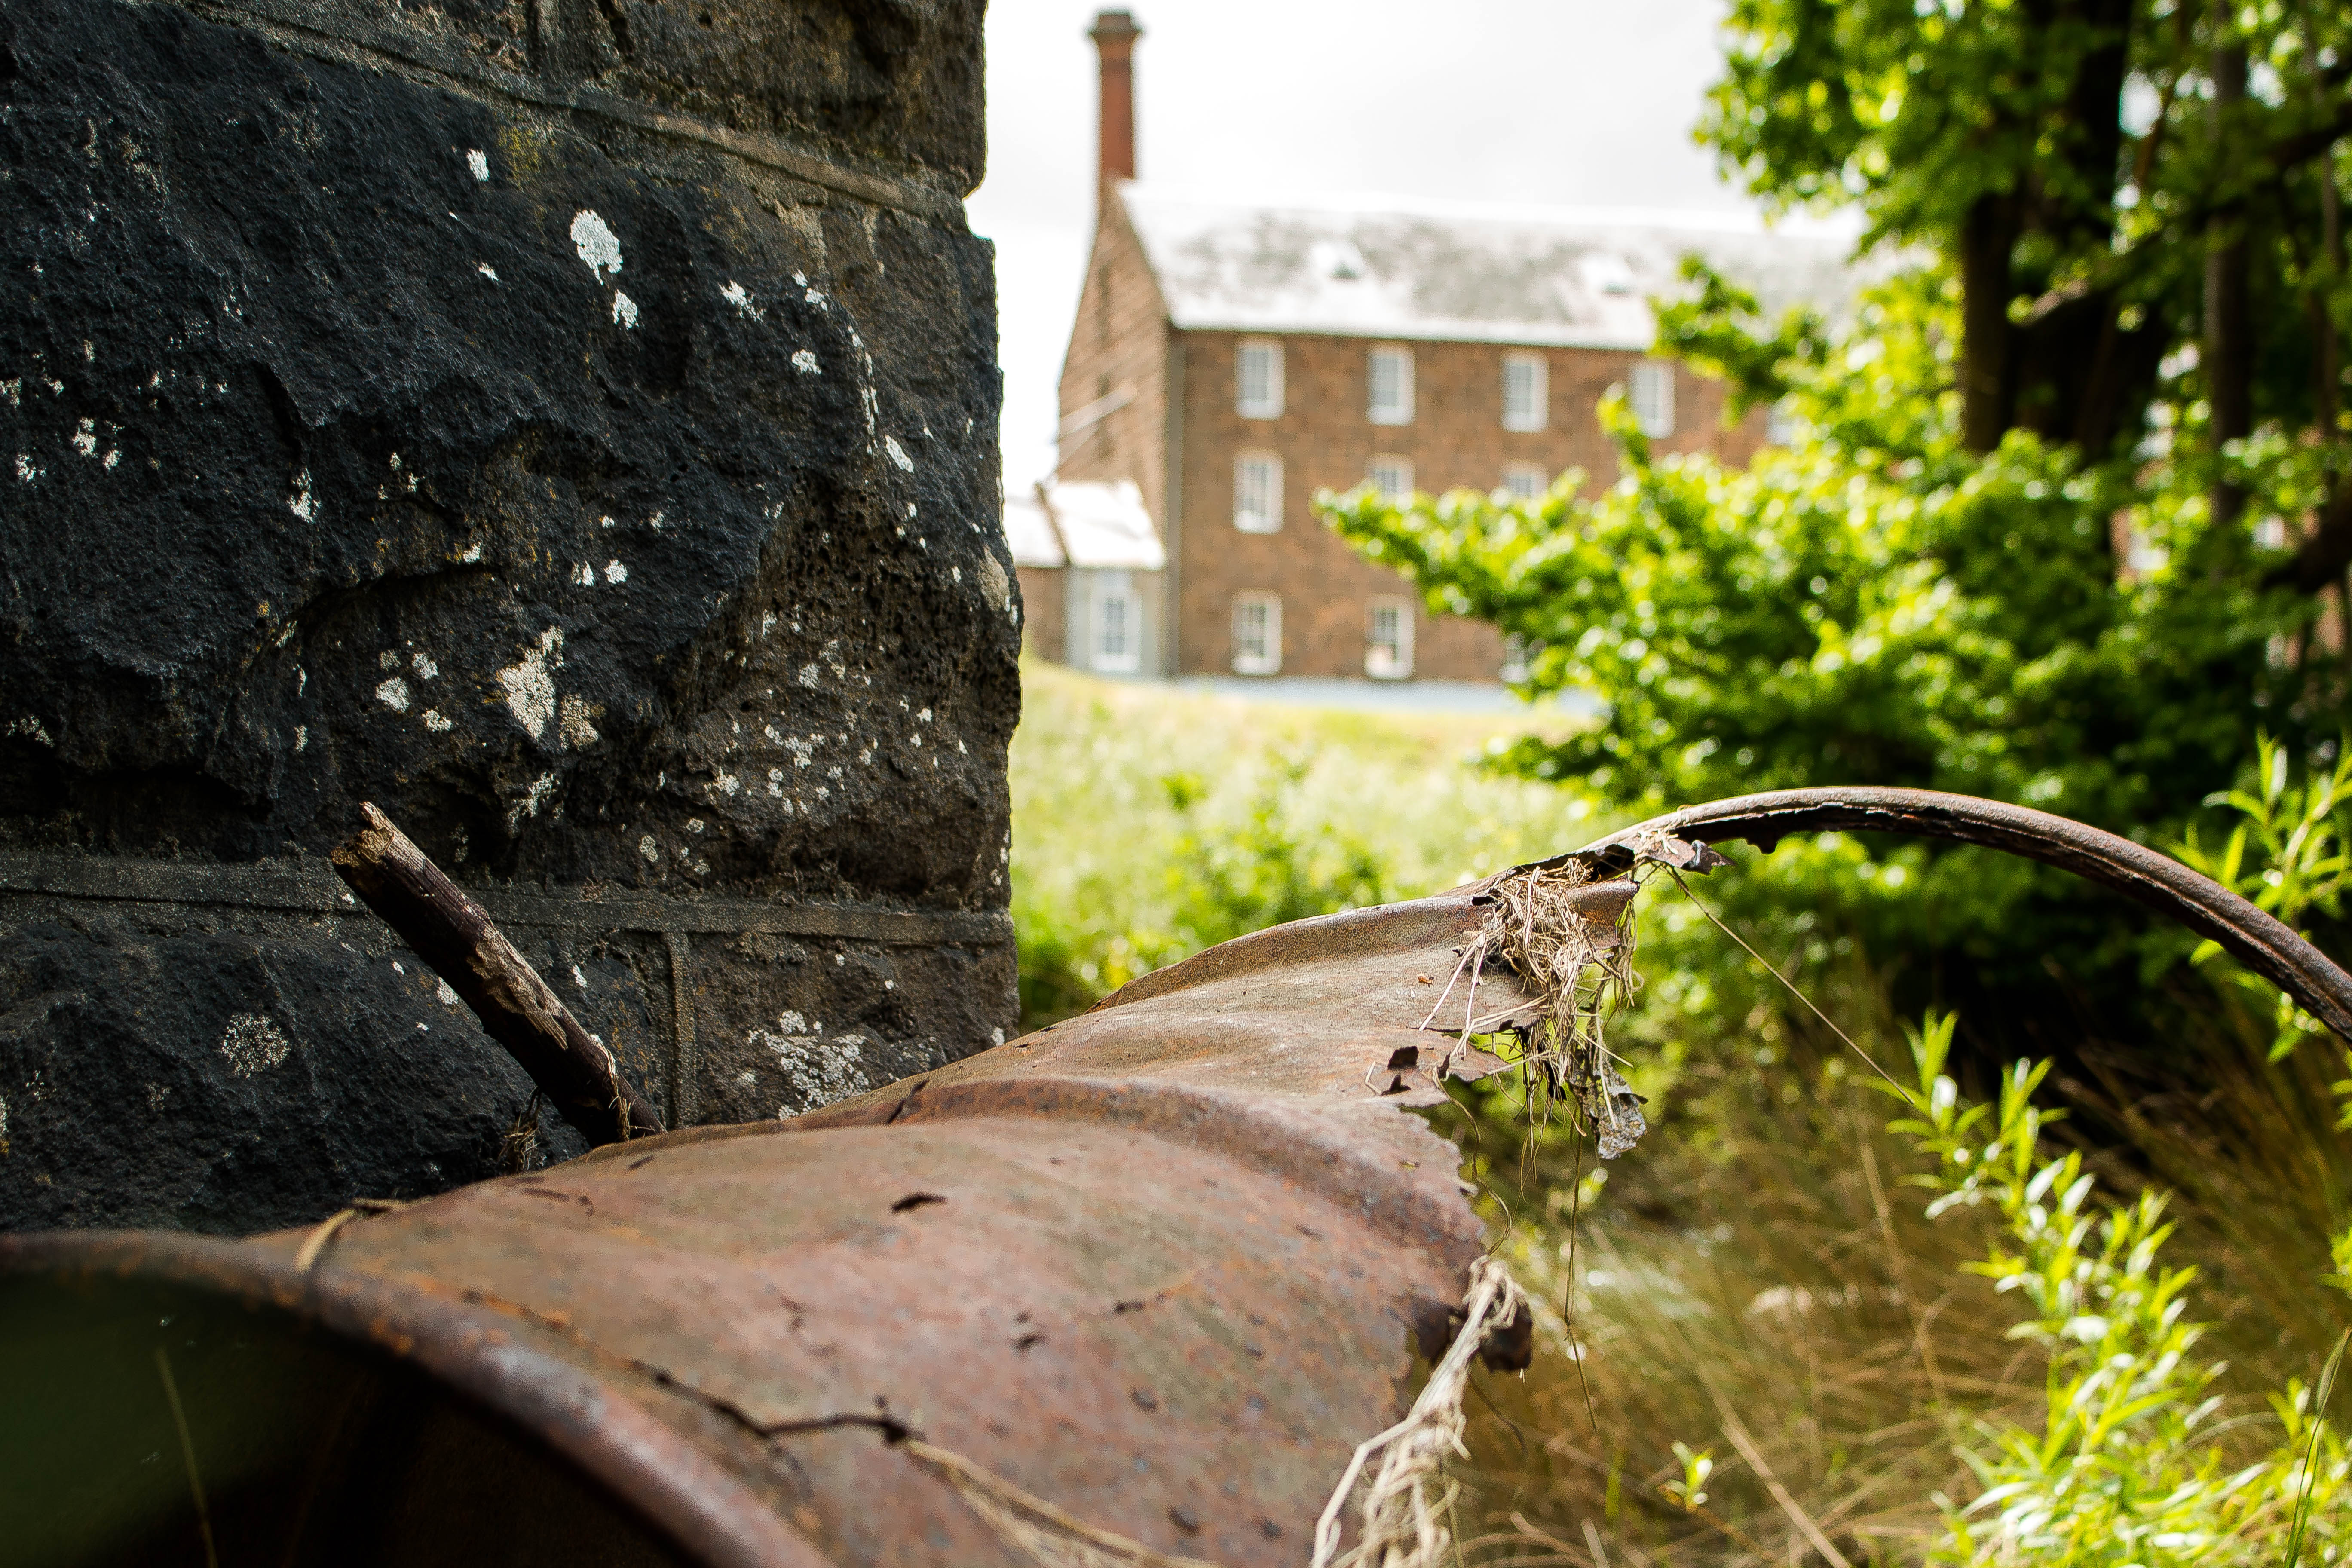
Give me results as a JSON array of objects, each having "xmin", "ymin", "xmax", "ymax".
[
  {"xmin": 1118, "ymin": 183, "xmax": 1871, "ymax": 350},
  {"xmin": 1002, "ymin": 490, "xmax": 1064, "ymax": 569},
  {"xmin": 1002, "ymin": 478, "xmax": 1165, "ymax": 572},
  {"xmin": 1038, "ymin": 478, "xmax": 1163, "ymax": 571}
]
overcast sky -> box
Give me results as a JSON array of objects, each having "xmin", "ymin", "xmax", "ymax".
[{"xmin": 964, "ymin": 0, "xmax": 1758, "ymax": 493}]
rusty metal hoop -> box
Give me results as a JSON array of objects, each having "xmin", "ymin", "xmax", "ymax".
[{"xmin": 1559, "ymin": 785, "xmax": 2352, "ymax": 1039}]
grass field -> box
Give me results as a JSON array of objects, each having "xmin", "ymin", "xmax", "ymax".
[{"xmin": 1008, "ymin": 658, "xmax": 1616, "ymax": 1023}]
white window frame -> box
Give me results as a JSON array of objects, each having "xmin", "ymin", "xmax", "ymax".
[
  {"xmin": 1500, "ymin": 633, "xmax": 1533, "ymax": 684},
  {"xmin": 1232, "ymin": 592, "xmax": 1283, "ymax": 676},
  {"xmin": 1367, "ymin": 456, "xmax": 1414, "ymax": 501},
  {"xmin": 1236, "ymin": 338, "xmax": 1284, "ymax": 420},
  {"xmin": 1501, "ymin": 352, "xmax": 1548, "ymax": 432},
  {"xmin": 1365, "ymin": 597, "xmax": 1414, "ymax": 680},
  {"xmin": 1233, "ymin": 450, "xmax": 1283, "ymax": 534},
  {"xmin": 1629, "ymin": 361, "xmax": 1676, "ymax": 439},
  {"xmin": 1090, "ymin": 572, "xmax": 1141, "ymax": 674},
  {"xmin": 1765, "ymin": 398, "xmax": 1799, "ymax": 446},
  {"xmin": 1367, "ymin": 345, "xmax": 1415, "ymax": 426},
  {"xmin": 1499, "ymin": 462, "xmax": 1547, "ymax": 502}
]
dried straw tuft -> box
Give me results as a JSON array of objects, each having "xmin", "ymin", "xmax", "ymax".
[
  {"xmin": 1424, "ymin": 861, "xmax": 1648, "ymax": 1157},
  {"xmin": 1309, "ymin": 1256, "xmax": 1532, "ymax": 1568}
]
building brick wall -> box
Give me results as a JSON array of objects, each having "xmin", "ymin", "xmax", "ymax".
[
  {"xmin": 1016, "ymin": 564, "xmax": 1066, "ymax": 660},
  {"xmin": 1172, "ymin": 329, "xmax": 1770, "ymax": 680}
]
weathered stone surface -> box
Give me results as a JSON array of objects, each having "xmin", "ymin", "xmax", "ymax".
[{"xmin": 0, "ymin": 0, "xmax": 1018, "ymax": 1232}]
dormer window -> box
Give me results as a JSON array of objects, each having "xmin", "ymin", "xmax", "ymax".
[
  {"xmin": 1236, "ymin": 339, "xmax": 1283, "ymax": 419},
  {"xmin": 1311, "ymin": 238, "xmax": 1368, "ymax": 280},
  {"xmin": 1367, "ymin": 346, "xmax": 1414, "ymax": 426},
  {"xmin": 1502, "ymin": 352, "xmax": 1547, "ymax": 432},
  {"xmin": 1580, "ymin": 252, "xmax": 1636, "ymax": 295}
]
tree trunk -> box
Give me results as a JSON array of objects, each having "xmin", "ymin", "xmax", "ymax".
[{"xmin": 1960, "ymin": 194, "xmax": 2021, "ymax": 453}]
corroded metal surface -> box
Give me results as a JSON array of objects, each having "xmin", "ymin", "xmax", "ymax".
[{"xmin": 7, "ymin": 788, "xmax": 2345, "ymax": 1566}]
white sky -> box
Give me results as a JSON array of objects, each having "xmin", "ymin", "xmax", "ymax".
[{"xmin": 965, "ymin": 0, "xmax": 1757, "ymax": 494}]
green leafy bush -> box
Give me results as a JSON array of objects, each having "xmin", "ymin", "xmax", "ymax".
[{"xmin": 1886, "ymin": 1014, "xmax": 2350, "ymax": 1565}]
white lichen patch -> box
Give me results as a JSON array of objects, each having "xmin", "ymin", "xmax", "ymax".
[
  {"xmin": 603, "ymin": 558, "xmax": 627, "ymax": 584},
  {"xmin": 754, "ymin": 1027, "xmax": 870, "ymax": 1118},
  {"xmin": 612, "ymin": 291, "xmax": 639, "ymax": 329},
  {"xmin": 557, "ymin": 693, "xmax": 600, "ymax": 748},
  {"xmin": 13, "ymin": 455, "xmax": 40, "ymax": 484},
  {"xmin": 720, "ymin": 280, "xmax": 763, "ymax": 320},
  {"xmin": 467, "ymin": 148, "xmax": 490, "ymax": 181},
  {"xmin": 884, "ymin": 436, "xmax": 914, "ymax": 473},
  {"xmin": 219, "ymin": 1013, "xmax": 292, "ymax": 1077},
  {"xmin": 423, "ymin": 709, "xmax": 452, "ymax": 732},
  {"xmin": 437, "ymin": 979, "xmax": 460, "ymax": 1006},
  {"xmin": 288, "ymin": 469, "xmax": 316, "ymax": 521},
  {"xmin": 71, "ymin": 418, "xmax": 96, "ymax": 457},
  {"xmin": 411, "ymin": 652, "xmax": 438, "ymax": 680},
  {"xmin": 374, "ymin": 676, "xmax": 411, "ymax": 712},
  {"xmin": 978, "ymin": 551, "xmax": 1012, "ymax": 613},
  {"xmin": 638, "ymin": 834, "xmax": 659, "ymax": 862},
  {"xmin": 507, "ymin": 770, "xmax": 557, "ymax": 829},
  {"xmin": 9, "ymin": 716, "xmax": 54, "ymax": 746},
  {"xmin": 792, "ymin": 349, "xmax": 820, "ymax": 375},
  {"xmin": 570, "ymin": 210, "xmax": 623, "ymax": 279},
  {"xmin": 797, "ymin": 663, "xmax": 820, "ymax": 689},
  {"xmin": 497, "ymin": 628, "xmax": 562, "ymax": 740},
  {"xmin": 478, "ymin": 263, "xmax": 500, "ymax": 282},
  {"xmin": 573, "ymin": 561, "xmax": 596, "ymax": 585}
]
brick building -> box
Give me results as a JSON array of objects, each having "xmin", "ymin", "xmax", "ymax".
[{"xmin": 1029, "ymin": 9, "xmax": 1862, "ymax": 684}]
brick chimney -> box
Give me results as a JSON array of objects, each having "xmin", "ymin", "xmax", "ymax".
[{"xmin": 1087, "ymin": 10, "xmax": 1142, "ymax": 193}]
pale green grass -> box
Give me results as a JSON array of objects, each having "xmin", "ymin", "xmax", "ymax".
[{"xmin": 1008, "ymin": 658, "xmax": 1611, "ymax": 1018}]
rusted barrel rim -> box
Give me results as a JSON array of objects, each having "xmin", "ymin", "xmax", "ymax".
[
  {"xmin": 0, "ymin": 1230, "xmax": 830, "ymax": 1568},
  {"xmin": 1550, "ymin": 785, "xmax": 2352, "ymax": 1039}
]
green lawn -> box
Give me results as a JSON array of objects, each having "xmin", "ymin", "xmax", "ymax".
[{"xmin": 1008, "ymin": 658, "xmax": 1610, "ymax": 1023}]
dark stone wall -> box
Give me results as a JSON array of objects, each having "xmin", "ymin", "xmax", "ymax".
[{"xmin": 0, "ymin": 0, "xmax": 1018, "ymax": 1232}]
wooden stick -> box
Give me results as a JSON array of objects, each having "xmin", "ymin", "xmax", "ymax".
[{"xmin": 331, "ymin": 802, "xmax": 663, "ymax": 1145}]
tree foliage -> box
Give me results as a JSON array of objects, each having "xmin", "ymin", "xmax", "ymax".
[{"xmin": 1317, "ymin": 0, "xmax": 2352, "ymax": 1008}]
